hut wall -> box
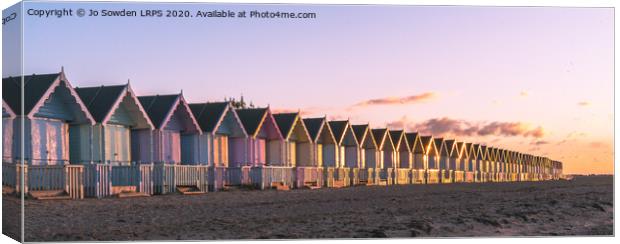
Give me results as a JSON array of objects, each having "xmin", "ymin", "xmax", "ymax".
[
  {"xmin": 102, "ymin": 124, "xmax": 131, "ymax": 165},
  {"xmin": 344, "ymin": 146, "xmax": 358, "ymax": 168},
  {"xmin": 449, "ymin": 158, "xmax": 459, "ymax": 171},
  {"xmin": 364, "ymin": 149, "xmax": 377, "ymax": 168},
  {"xmin": 428, "ymin": 156, "xmax": 438, "ymax": 169},
  {"xmin": 399, "ymin": 151, "xmax": 411, "ymax": 169},
  {"xmin": 181, "ymin": 134, "xmax": 201, "ymax": 165},
  {"xmin": 131, "ymin": 129, "xmax": 152, "ymax": 164},
  {"xmin": 212, "ymin": 134, "xmax": 229, "ymax": 167},
  {"xmin": 266, "ymin": 139, "xmax": 283, "ymax": 166},
  {"xmin": 69, "ymin": 124, "xmax": 93, "ymax": 164},
  {"xmin": 2, "ymin": 117, "xmax": 13, "ymax": 162},
  {"xmin": 283, "ymin": 141, "xmax": 296, "ymax": 166},
  {"xmin": 322, "ymin": 144, "xmax": 336, "ymax": 167},
  {"xmin": 439, "ymin": 157, "xmax": 449, "ymax": 170},
  {"xmin": 29, "ymin": 118, "xmax": 69, "ymax": 165},
  {"xmin": 383, "ymin": 149, "xmax": 395, "ymax": 168},
  {"xmin": 413, "ymin": 154, "xmax": 425, "ymax": 169},
  {"xmin": 229, "ymin": 137, "xmax": 247, "ymax": 167},
  {"xmin": 296, "ymin": 142, "xmax": 312, "ymax": 167}
]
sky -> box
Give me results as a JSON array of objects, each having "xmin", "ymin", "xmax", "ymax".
[{"xmin": 2, "ymin": 2, "xmax": 614, "ymax": 174}]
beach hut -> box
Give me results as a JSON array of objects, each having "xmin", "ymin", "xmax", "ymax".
[
  {"xmin": 273, "ymin": 112, "xmax": 312, "ymax": 189},
  {"xmin": 406, "ymin": 133, "xmax": 425, "ymax": 184},
  {"xmin": 435, "ymin": 138, "xmax": 451, "ymax": 183},
  {"xmin": 2, "ymin": 100, "xmax": 15, "ymax": 163},
  {"xmin": 236, "ymin": 107, "xmax": 290, "ymax": 189},
  {"xmin": 390, "ymin": 130, "xmax": 411, "ymax": 185},
  {"xmin": 301, "ymin": 117, "xmax": 336, "ymax": 188},
  {"xmin": 420, "ymin": 136, "xmax": 440, "ymax": 184},
  {"xmin": 488, "ymin": 147, "xmax": 499, "ymax": 182},
  {"xmin": 466, "ymin": 143, "xmax": 477, "ymax": 182},
  {"xmin": 352, "ymin": 124, "xmax": 380, "ymax": 185},
  {"xmin": 134, "ymin": 94, "xmax": 206, "ymax": 194},
  {"xmin": 75, "ymin": 82, "xmax": 155, "ymax": 197},
  {"xmin": 188, "ymin": 102, "xmax": 248, "ymax": 190},
  {"xmin": 2, "ymin": 71, "xmax": 94, "ymax": 199},
  {"xmin": 477, "ymin": 145, "xmax": 489, "ymax": 182},
  {"xmin": 445, "ymin": 139, "xmax": 460, "ymax": 183},
  {"xmin": 327, "ymin": 120, "xmax": 358, "ymax": 187},
  {"xmin": 497, "ymin": 149, "xmax": 506, "ymax": 182},
  {"xmin": 453, "ymin": 141, "xmax": 466, "ymax": 183},
  {"xmin": 371, "ymin": 128, "xmax": 395, "ymax": 185}
]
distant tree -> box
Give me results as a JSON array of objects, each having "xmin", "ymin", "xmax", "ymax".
[{"xmin": 227, "ymin": 95, "xmax": 254, "ymax": 109}]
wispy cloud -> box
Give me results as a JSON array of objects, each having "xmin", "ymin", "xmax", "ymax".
[
  {"xmin": 387, "ymin": 117, "xmax": 545, "ymax": 138},
  {"xmin": 272, "ymin": 107, "xmax": 320, "ymax": 116},
  {"xmin": 577, "ymin": 101, "xmax": 591, "ymax": 107},
  {"xmin": 531, "ymin": 140, "xmax": 549, "ymax": 146},
  {"xmin": 352, "ymin": 92, "xmax": 436, "ymax": 108}
]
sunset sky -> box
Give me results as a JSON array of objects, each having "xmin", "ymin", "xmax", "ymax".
[{"xmin": 3, "ymin": 2, "xmax": 613, "ymax": 174}]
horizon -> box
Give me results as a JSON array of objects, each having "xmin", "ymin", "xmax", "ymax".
[{"xmin": 2, "ymin": 2, "xmax": 613, "ymax": 174}]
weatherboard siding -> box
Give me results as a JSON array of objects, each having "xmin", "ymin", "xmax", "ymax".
[
  {"xmin": 69, "ymin": 124, "xmax": 93, "ymax": 164},
  {"xmin": 2, "ymin": 117, "xmax": 13, "ymax": 162},
  {"xmin": 30, "ymin": 118, "xmax": 69, "ymax": 165},
  {"xmin": 131, "ymin": 129, "xmax": 152, "ymax": 163}
]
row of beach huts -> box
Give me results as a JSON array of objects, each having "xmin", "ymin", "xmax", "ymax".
[{"xmin": 1, "ymin": 69, "xmax": 564, "ymax": 199}]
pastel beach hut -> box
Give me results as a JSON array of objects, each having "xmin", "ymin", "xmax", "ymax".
[
  {"xmin": 451, "ymin": 141, "xmax": 466, "ymax": 183},
  {"xmin": 301, "ymin": 117, "xmax": 337, "ymax": 188},
  {"xmin": 273, "ymin": 112, "xmax": 312, "ymax": 189},
  {"xmin": 390, "ymin": 130, "xmax": 411, "ymax": 185},
  {"xmin": 475, "ymin": 144, "xmax": 487, "ymax": 182},
  {"xmin": 465, "ymin": 143, "xmax": 477, "ymax": 182},
  {"xmin": 2, "ymin": 71, "xmax": 94, "ymax": 199},
  {"xmin": 135, "ymin": 93, "xmax": 206, "ymax": 194},
  {"xmin": 235, "ymin": 107, "xmax": 290, "ymax": 189},
  {"xmin": 371, "ymin": 128, "xmax": 395, "ymax": 185},
  {"xmin": 496, "ymin": 148, "xmax": 505, "ymax": 182},
  {"xmin": 420, "ymin": 136, "xmax": 440, "ymax": 184},
  {"xmin": 188, "ymin": 102, "xmax": 248, "ymax": 190},
  {"xmin": 75, "ymin": 82, "xmax": 155, "ymax": 197},
  {"xmin": 352, "ymin": 124, "xmax": 379, "ymax": 185},
  {"xmin": 327, "ymin": 120, "xmax": 358, "ymax": 187},
  {"xmin": 485, "ymin": 147, "xmax": 496, "ymax": 182},
  {"xmin": 435, "ymin": 138, "xmax": 452, "ymax": 183},
  {"xmin": 406, "ymin": 132, "xmax": 426, "ymax": 184}
]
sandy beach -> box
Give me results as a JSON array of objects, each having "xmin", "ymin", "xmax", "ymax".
[{"xmin": 2, "ymin": 175, "xmax": 613, "ymax": 241}]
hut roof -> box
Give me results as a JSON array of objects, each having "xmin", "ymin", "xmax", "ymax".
[
  {"xmin": 406, "ymin": 132, "xmax": 424, "ymax": 154},
  {"xmin": 372, "ymin": 128, "xmax": 394, "ymax": 150},
  {"xmin": 236, "ymin": 107, "xmax": 282, "ymax": 139},
  {"xmin": 352, "ymin": 124, "xmax": 377, "ymax": 149},
  {"xmin": 303, "ymin": 117, "xmax": 336, "ymax": 144},
  {"xmin": 435, "ymin": 138, "xmax": 449, "ymax": 156},
  {"xmin": 139, "ymin": 94, "xmax": 201, "ymax": 134},
  {"xmin": 188, "ymin": 102, "xmax": 245, "ymax": 136},
  {"xmin": 274, "ymin": 113, "xmax": 310, "ymax": 141},
  {"xmin": 75, "ymin": 83, "xmax": 153, "ymax": 129},
  {"xmin": 445, "ymin": 139, "xmax": 458, "ymax": 158},
  {"xmin": 328, "ymin": 120, "xmax": 349, "ymax": 144},
  {"xmin": 389, "ymin": 130, "xmax": 409, "ymax": 152},
  {"xmin": 457, "ymin": 142, "xmax": 468, "ymax": 159},
  {"xmin": 2, "ymin": 99, "xmax": 16, "ymax": 118},
  {"xmin": 3, "ymin": 71, "xmax": 94, "ymax": 123},
  {"xmin": 420, "ymin": 136, "xmax": 438, "ymax": 156}
]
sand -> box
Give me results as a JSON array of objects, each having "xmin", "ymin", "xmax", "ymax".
[{"xmin": 2, "ymin": 175, "xmax": 613, "ymax": 241}]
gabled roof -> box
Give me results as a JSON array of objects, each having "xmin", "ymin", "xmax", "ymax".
[
  {"xmin": 75, "ymin": 83, "xmax": 152, "ymax": 129},
  {"xmin": 420, "ymin": 136, "xmax": 438, "ymax": 156},
  {"xmin": 274, "ymin": 113, "xmax": 310, "ymax": 141},
  {"xmin": 236, "ymin": 107, "xmax": 282, "ymax": 139},
  {"xmin": 3, "ymin": 71, "xmax": 94, "ymax": 123},
  {"xmin": 328, "ymin": 120, "xmax": 348, "ymax": 144},
  {"xmin": 139, "ymin": 94, "xmax": 201, "ymax": 133},
  {"xmin": 371, "ymin": 128, "xmax": 394, "ymax": 150},
  {"xmin": 466, "ymin": 143, "xmax": 475, "ymax": 159},
  {"xmin": 189, "ymin": 102, "xmax": 247, "ymax": 137},
  {"xmin": 457, "ymin": 142, "xmax": 468, "ymax": 159},
  {"xmin": 352, "ymin": 124, "xmax": 377, "ymax": 149},
  {"xmin": 303, "ymin": 117, "xmax": 336, "ymax": 144},
  {"xmin": 445, "ymin": 140, "xmax": 459, "ymax": 158},
  {"xmin": 406, "ymin": 132, "xmax": 424, "ymax": 154},
  {"xmin": 389, "ymin": 130, "xmax": 409, "ymax": 152},
  {"xmin": 434, "ymin": 138, "xmax": 449, "ymax": 156}
]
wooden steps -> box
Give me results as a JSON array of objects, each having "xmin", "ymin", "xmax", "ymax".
[
  {"xmin": 303, "ymin": 181, "xmax": 321, "ymax": 190},
  {"xmin": 117, "ymin": 192, "xmax": 150, "ymax": 198},
  {"xmin": 271, "ymin": 182, "xmax": 290, "ymax": 191},
  {"xmin": 177, "ymin": 186, "xmax": 206, "ymax": 195},
  {"xmin": 29, "ymin": 190, "xmax": 72, "ymax": 200}
]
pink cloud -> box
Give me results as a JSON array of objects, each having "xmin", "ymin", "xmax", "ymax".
[{"xmin": 352, "ymin": 92, "xmax": 436, "ymax": 107}]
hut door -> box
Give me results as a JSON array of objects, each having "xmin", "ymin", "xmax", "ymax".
[
  {"xmin": 316, "ymin": 144, "xmax": 323, "ymax": 166},
  {"xmin": 31, "ymin": 119, "xmax": 68, "ymax": 165},
  {"xmin": 105, "ymin": 125, "xmax": 131, "ymax": 164}
]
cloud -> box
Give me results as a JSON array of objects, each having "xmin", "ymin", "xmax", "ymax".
[
  {"xmin": 589, "ymin": 141, "xmax": 606, "ymax": 148},
  {"xmin": 352, "ymin": 92, "xmax": 436, "ymax": 107},
  {"xmin": 387, "ymin": 117, "xmax": 545, "ymax": 139},
  {"xmin": 520, "ymin": 91, "xmax": 529, "ymax": 97},
  {"xmin": 272, "ymin": 107, "xmax": 319, "ymax": 116},
  {"xmin": 531, "ymin": 140, "xmax": 549, "ymax": 146},
  {"xmin": 577, "ymin": 101, "xmax": 590, "ymax": 107}
]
